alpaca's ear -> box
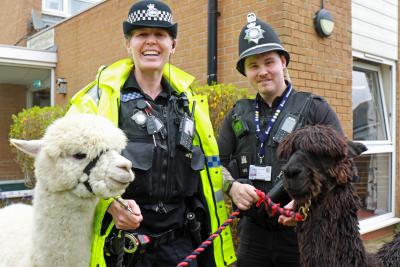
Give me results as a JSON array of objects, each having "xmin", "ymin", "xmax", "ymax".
[
  {"xmin": 9, "ymin": 139, "xmax": 45, "ymax": 157},
  {"xmin": 347, "ymin": 141, "xmax": 367, "ymax": 158}
]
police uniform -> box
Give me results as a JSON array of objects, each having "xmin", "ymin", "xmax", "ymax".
[
  {"xmin": 66, "ymin": 1, "xmax": 236, "ymax": 267},
  {"xmin": 218, "ymin": 14, "xmax": 343, "ymax": 267},
  {"xmin": 113, "ymin": 72, "xmax": 202, "ymax": 267}
]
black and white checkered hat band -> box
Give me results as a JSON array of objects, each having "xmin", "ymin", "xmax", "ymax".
[{"xmin": 128, "ymin": 10, "xmax": 172, "ymax": 23}]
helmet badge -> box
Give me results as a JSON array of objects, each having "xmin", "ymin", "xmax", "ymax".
[
  {"xmin": 244, "ymin": 13, "xmax": 265, "ymax": 44},
  {"xmin": 146, "ymin": 3, "xmax": 161, "ymax": 18}
]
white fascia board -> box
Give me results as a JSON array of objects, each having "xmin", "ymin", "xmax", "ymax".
[
  {"xmin": 360, "ymin": 217, "xmax": 400, "ymax": 235},
  {"xmin": 0, "ymin": 45, "xmax": 57, "ymax": 67}
]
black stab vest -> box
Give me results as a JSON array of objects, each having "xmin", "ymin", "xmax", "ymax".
[
  {"xmin": 118, "ymin": 95, "xmax": 204, "ymax": 205},
  {"xmin": 230, "ymin": 90, "xmax": 313, "ymax": 204}
]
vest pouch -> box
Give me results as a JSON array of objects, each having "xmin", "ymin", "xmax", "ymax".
[
  {"xmin": 191, "ymin": 146, "xmax": 205, "ymax": 171},
  {"xmin": 122, "ymin": 141, "xmax": 154, "ymax": 193},
  {"xmin": 172, "ymin": 146, "xmax": 203, "ymax": 196}
]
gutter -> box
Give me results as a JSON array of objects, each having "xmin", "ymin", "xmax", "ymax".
[{"xmin": 207, "ymin": 0, "xmax": 218, "ymax": 85}]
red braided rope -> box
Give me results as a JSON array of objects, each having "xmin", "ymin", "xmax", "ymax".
[{"xmin": 176, "ymin": 189, "xmax": 304, "ymax": 266}]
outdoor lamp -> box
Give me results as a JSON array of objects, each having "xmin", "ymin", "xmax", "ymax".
[
  {"xmin": 56, "ymin": 78, "xmax": 67, "ymax": 94},
  {"xmin": 314, "ymin": 4, "xmax": 334, "ymax": 37}
]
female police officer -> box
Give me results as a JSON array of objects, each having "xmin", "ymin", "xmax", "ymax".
[
  {"xmin": 218, "ymin": 13, "xmax": 343, "ymax": 267},
  {"xmin": 67, "ymin": 1, "xmax": 235, "ymax": 266}
]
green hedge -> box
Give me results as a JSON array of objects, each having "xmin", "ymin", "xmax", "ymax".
[
  {"xmin": 9, "ymin": 106, "xmax": 67, "ymax": 188},
  {"xmin": 193, "ymin": 83, "xmax": 251, "ymax": 135}
]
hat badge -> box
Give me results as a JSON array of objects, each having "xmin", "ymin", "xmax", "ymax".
[
  {"xmin": 244, "ymin": 13, "xmax": 265, "ymax": 44},
  {"xmin": 146, "ymin": 3, "xmax": 161, "ymax": 17}
]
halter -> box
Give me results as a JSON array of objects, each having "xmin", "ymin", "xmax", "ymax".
[{"xmin": 79, "ymin": 150, "xmax": 107, "ymax": 194}]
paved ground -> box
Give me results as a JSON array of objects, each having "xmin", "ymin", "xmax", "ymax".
[{"xmin": 364, "ymin": 233, "xmax": 396, "ymax": 253}]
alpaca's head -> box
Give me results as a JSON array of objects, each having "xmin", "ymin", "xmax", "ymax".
[
  {"xmin": 277, "ymin": 125, "xmax": 366, "ymax": 206},
  {"xmin": 10, "ymin": 114, "xmax": 134, "ymax": 199}
]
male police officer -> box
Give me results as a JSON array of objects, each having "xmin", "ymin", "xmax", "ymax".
[
  {"xmin": 67, "ymin": 1, "xmax": 235, "ymax": 266},
  {"xmin": 218, "ymin": 13, "xmax": 343, "ymax": 267}
]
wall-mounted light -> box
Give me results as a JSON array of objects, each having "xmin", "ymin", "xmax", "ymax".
[
  {"xmin": 56, "ymin": 78, "xmax": 67, "ymax": 94},
  {"xmin": 314, "ymin": 0, "xmax": 334, "ymax": 37}
]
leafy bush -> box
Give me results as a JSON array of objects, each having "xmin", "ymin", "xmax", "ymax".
[
  {"xmin": 8, "ymin": 106, "xmax": 67, "ymax": 188},
  {"xmin": 194, "ymin": 83, "xmax": 251, "ymax": 255},
  {"xmin": 193, "ymin": 83, "xmax": 251, "ymax": 135}
]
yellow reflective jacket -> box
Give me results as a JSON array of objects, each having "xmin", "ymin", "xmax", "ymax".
[{"xmin": 67, "ymin": 58, "xmax": 236, "ymax": 267}]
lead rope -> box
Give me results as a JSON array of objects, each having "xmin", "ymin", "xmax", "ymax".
[{"xmin": 176, "ymin": 189, "xmax": 306, "ymax": 266}]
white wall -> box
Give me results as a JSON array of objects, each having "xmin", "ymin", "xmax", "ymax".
[{"xmin": 352, "ymin": 0, "xmax": 398, "ymax": 60}]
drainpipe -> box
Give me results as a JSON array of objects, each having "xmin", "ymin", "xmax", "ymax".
[{"xmin": 207, "ymin": 0, "xmax": 218, "ymax": 85}]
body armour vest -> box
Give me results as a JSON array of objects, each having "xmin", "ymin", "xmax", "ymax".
[
  {"xmin": 230, "ymin": 90, "xmax": 313, "ymax": 205},
  {"xmin": 118, "ymin": 92, "xmax": 204, "ymax": 206}
]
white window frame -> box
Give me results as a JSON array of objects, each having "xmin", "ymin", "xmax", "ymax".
[
  {"xmin": 42, "ymin": 0, "xmax": 69, "ymax": 17},
  {"xmin": 352, "ymin": 51, "xmax": 400, "ymax": 234},
  {"xmin": 42, "ymin": 0, "xmax": 101, "ymax": 17}
]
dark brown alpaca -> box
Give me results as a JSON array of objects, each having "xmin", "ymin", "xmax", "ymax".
[{"xmin": 277, "ymin": 125, "xmax": 399, "ymax": 267}]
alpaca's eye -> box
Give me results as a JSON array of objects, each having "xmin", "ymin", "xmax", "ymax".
[{"xmin": 73, "ymin": 153, "xmax": 87, "ymax": 160}]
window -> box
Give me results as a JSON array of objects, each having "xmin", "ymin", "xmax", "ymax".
[
  {"xmin": 44, "ymin": 0, "xmax": 64, "ymax": 11},
  {"xmin": 352, "ymin": 59, "xmax": 396, "ymax": 225},
  {"xmin": 43, "ymin": 0, "xmax": 67, "ymax": 16},
  {"xmin": 42, "ymin": 0, "xmax": 102, "ymax": 17}
]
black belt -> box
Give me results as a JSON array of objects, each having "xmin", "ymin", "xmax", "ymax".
[{"xmin": 146, "ymin": 227, "xmax": 186, "ymax": 250}]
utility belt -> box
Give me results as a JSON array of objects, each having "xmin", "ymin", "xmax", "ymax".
[
  {"xmin": 104, "ymin": 212, "xmax": 202, "ymax": 265},
  {"xmin": 105, "ymin": 227, "xmax": 186, "ymax": 256}
]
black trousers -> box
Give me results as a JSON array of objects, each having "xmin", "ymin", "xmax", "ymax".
[
  {"xmin": 236, "ymin": 217, "xmax": 300, "ymax": 267},
  {"xmin": 132, "ymin": 235, "xmax": 197, "ymax": 267}
]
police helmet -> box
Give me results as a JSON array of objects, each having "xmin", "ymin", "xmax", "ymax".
[
  {"xmin": 236, "ymin": 13, "xmax": 290, "ymax": 76},
  {"xmin": 123, "ymin": 0, "xmax": 177, "ymax": 39}
]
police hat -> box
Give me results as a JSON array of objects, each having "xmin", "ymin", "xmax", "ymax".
[
  {"xmin": 236, "ymin": 13, "xmax": 290, "ymax": 76},
  {"xmin": 123, "ymin": 0, "xmax": 178, "ymax": 39}
]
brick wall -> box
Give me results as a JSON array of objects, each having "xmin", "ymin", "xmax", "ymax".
[
  {"xmin": 54, "ymin": 0, "xmax": 210, "ymax": 106},
  {"xmin": 217, "ymin": 0, "xmax": 352, "ymax": 134},
  {"xmin": 0, "ymin": 0, "xmax": 41, "ymax": 45},
  {"xmin": 0, "ymin": 84, "xmax": 26, "ymax": 180},
  {"xmin": 54, "ymin": 0, "xmax": 352, "ymax": 135}
]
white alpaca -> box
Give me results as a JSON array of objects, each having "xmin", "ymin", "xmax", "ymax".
[{"xmin": 0, "ymin": 114, "xmax": 134, "ymax": 267}]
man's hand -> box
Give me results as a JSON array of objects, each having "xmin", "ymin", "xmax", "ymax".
[
  {"xmin": 229, "ymin": 182, "xmax": 259, "ymax": 210},
  {"xmin": 278, "ymin": 200, "xmax": 297, "ymax": 227},
  {"xmin": 107, "ymin": 199, "xmax": 143, "ymax": 230}
]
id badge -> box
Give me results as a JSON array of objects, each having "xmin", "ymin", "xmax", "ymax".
[{"xmin": 249, "ymin": 165, "xmax": 272, "ymax": 181}]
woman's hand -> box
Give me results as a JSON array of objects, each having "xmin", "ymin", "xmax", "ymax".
[{"xmin": 107, "ymin": 199, "xmax": 143, "ymax": 230}]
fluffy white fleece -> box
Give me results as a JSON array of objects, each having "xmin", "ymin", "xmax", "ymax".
[{"xmin": 0, "ymin": 114, "xmax": 134, "ymax": 267}]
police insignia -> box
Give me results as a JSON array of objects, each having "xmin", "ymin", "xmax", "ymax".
[
  {"xmin": 244, "ymin": 13, "xmax": 265, "ymax": 44},
  {"xmin": 146, "ymin": 3, "xmax": 161, "ymax": 18}
]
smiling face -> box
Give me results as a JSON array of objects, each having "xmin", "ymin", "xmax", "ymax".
[
  {"xmin": 126, "ymin": 27, "xmax": 175, "ymax": 75},
  {"xmin": 244, "ymin": 51, "xmax": 287, "ymax": 104}
]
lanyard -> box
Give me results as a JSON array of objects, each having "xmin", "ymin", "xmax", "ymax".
[{"xmin": 254, "ymin": 84, "xmax": 292, "ymax": 159}]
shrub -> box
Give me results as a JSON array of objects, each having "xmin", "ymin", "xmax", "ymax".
[
  {"xmin": 193, "ymin": 83, "xmax": 251, "ymax": 135},
  {"xmin": 194, "ymin": 83, "xmax": 251, "ymax": 256},
  {"xmin": 8, "ymin": 106, "xmax": 67, "ymax": 188}
]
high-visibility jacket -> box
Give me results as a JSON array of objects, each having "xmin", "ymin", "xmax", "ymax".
[{"xmin": 67, "ymin": 58, "xmax": 236, "ymax": 267}]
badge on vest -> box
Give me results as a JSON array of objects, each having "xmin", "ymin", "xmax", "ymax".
[
  {"xmin": 131, "ymin": 110, "xmax": 147, "ymax": 126},
  {"xmin": 249, "ymin": 165, "xmax": 271, "ymax": 181}
]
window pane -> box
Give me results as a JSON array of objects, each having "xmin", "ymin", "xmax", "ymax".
[
  {"xmin": 44, "ymin": 0, "xmax": 64, "ymax": 11},
  {"xmin": 354, "ymin": 153, "xmax": 392, "ymax": 220},
  {"xmin": 32, "ymin": 89, "xmax": 50, "ymax": 107},
  {"xmin": 352, "ymin": 68, "xmax": 387, "ymax": 140}
]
